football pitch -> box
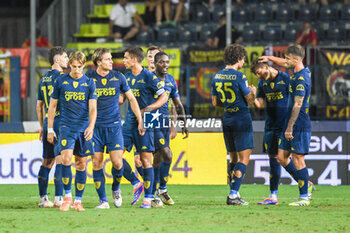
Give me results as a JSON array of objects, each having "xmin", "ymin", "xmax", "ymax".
[{"xmin": 0, "ymin": 184, "xmax": 349, "ymax": 233}]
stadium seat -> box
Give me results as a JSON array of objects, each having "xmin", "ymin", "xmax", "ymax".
[
  {"xmin": 136, "ymin": 28, "xmax": 155, "ymax": 43},
  {"xmin": 233, "ymin": 6, "xmax": 252, "ymax": 22},
  {"xmin": 212, "ymin": 5, "xmax": 225, "ymax": 22},
  {"xmin": 177, "ymin": 26, "xmax": 197, "ymax": 42},
  {"xmin": 341, "ymin": 5, "xmax": 350, "ymax": 20},
  {"xmin": 276, "ymin": 5, "xmax": 295, "ymax": 22},
  {"xmin": 199, "ymin": 25, "xmax": 214, "ymax": 42},
  {"xmin": 313, "ymin": 26, "xmax": 325, "ymax": 41},
  {"xmin": 253, "ymin": 5, "xmax": 273, "ymax": 22},
  {"xmin": 327, "ymin": 25, "xmax": 346, "ymax": 42},
  {"xmin": 297, "ymin": 5, "xmax": 317, "ymax": 21},
  {"xmin": 74, "ymin": 24, "xmax": 109, "ymax": 38},
  {"xmin": 157, "ymin": 28, "xmax": 176, "ymax": 43},
  {"xmin": 263, "ymin": 26, "xmax": 282, "ymax": 43},
  {"xmin": 283, "ymin": 25, "xmax": 298, "ymax": 43},
  {"xmin": 191, "ymin": 6, "xmax": 210, "ymax": 23},
  {"xmin": 242, "ymin": 25, "xmax": 260, "ymax": 43},
  {"xmin": 319, "ymin": 5, "xmax": 337, "ymax": 22}
]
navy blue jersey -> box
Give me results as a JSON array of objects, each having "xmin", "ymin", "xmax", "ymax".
[
  {"xmin": 37, "ymin": 69, "xmax": 63, "ymax": 114},
  {"xmin": 125, "ymin": 68, "xmax": 165, "ymax": 126},
  {"xmin": 256, "ymin": 71, "xmax": 290, "ymax": 130},
  {"xmin": 211, "ymin": 68, "xmax": 251, "ymax": 114},
  {"xmin": 51, "ymin": 74, "xmax": 97, "ymax": 131},
  {"xmin": 153, "ymin": 73, "xmax": 180, "ymax": 120},
  {"xmin": 86, "ymin": 70, "xmax": 130, "ymax": 127},
  {"xmin": 286, "ymin": 67, "xmax": 311, "ymax": 129}
]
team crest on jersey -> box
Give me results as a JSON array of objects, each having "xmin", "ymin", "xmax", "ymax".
[
  {"xmin": 270, "ymin": 83, "xmax": 275, "ymax": 89},
  {"xmin": 94, "ymin": 181, "xmax": 101, "ymax": 189},
  {"xmin": 73, "ymin": 81, "xmax": 78, "ymax": 88},
  {"xmin": 157, "ymin": 81, "xmax": 165, "ymax": 89},
  {"xmin": 110, "ymin": 77, "xmax": 119, "ymax": 81},
  {"xmin": 144, "ymin": 181, "xmax": 151, "ymax": 189},
  {"xmin": 62, "ymin": 177, "xmax": 69, "ymax": 185},
  {"xmin": 277, "ymin": 80, "xmax": 285, "ymax": 85},
  {"xmin": 132, "ymin": 79, "xmax": 136, "ymax": 86},
  {"xmin": 102, "ymin": 78, "xmax": 107, "ymax": 86},
  {"xmin": 61, "ymin": 139, "xmax": 67, "ymax": 147},
  {"xmin": 77, "ymin": 183, "xmax": 85, "ymax": 191},
  {"xmin": 159, "ymin": 138, "xmax": 165, "ymax": 145},
  {"xmin": 63, "ymin": 81, "xmax": 69, "ymax": 85}
]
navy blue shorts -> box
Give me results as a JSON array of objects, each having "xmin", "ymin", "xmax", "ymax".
[
  {"xmin": 278, "ymin": 127, "xmax": 311, "ymax": 154},
  {"xmin": 42, "ymin": 117, "xmax": 60, "ymax": 158},
  {"xmin": 263, "ymin": 128, "xmax": 282, "ymax": 156},
  {"xmin": 93, "ymin": 125, "xmax": 123, "ymax": 153},
  {"xmin": 154, "ymin": 128, "xmax": 170, "ymax": 152},
  {"xmin": 123, "ymin": 122, "xmax": 154, "ymax": 153},
  {"xmin": 58, "ymin": 126, "xmax": 95, "ymax": 157}
]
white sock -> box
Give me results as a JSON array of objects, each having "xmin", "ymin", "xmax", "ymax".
[
  {"xmin": 159, "ymin": 189, "xmax": 167, "ymax": 194},
  {"xmin": 229, "ymin": 194, "xmax": 238, "ymax": 199}
]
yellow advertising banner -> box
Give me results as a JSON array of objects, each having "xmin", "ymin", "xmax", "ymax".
[{"xmin": 0, "ymin": 133, "xmax": 227, "ymax": 185}]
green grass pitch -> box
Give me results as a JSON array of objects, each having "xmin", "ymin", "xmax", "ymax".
[{"xmin": 0, "ymin": 184, "xmax": 349, "ymax": 233}]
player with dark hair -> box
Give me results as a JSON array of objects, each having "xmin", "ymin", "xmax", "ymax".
[
  {"xmin": 122, "ymin": 46, "xmax": 168, "ymax": 208},
  {"xmin": 259, "ymin": 45, "xmax": 313, "ymax": 206},
  {"xmin": 37, "ymin": 46, "xmax": 68, "ymax": 208},
  {"xmin": 211, "ymin": 44, "xmax": 256, "ymax": 205},
  {"xmin": 48, "ymin": 51, "xmax": 97, "ymax": 212},
  {"xmin": 88, "ymin": 48, "xmax": 144, "ymax": 209},
  {"xmin": 250, "ymin": 59, "xmax": 290, "ymax": 205},
  {"xmin": 151, "ymin": 52, "xmax": 188, "ymax": 207}
]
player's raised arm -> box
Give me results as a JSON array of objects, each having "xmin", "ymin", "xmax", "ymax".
[
  {"xmin": 47, "ymin": 97, "xmax": 58, "ymax": 144},
  {"xmin": 125, "ymin": 90, "xmax": 144, "ymax": 136},
  {"xmin": 259, "ymin": 56, "xmax": 287, "ymax": 68}
]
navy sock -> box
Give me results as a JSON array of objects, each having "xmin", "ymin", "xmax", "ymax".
[
  {"xmin": 143, "ymin": 167, "xmax": 154, "ymax": 198},
  {"xmin": 230, "ymin": 162, "xmax": 246, "ymax": 192},
  {"xmin": 62, "ymin": 165, "xmax": 72, "ymax": 194},
  {"xmin": 227, "ymin": 162, "xmax": 236, "ymax": 184},
  {"xmin": 122, "ymin": 159, "xmax": 139, "ymax": 185},
  {"xmin": 93, "ymin": 169, "xmax": 107, "ymax": 202},
  {"xmin": 111, "ymin": 166, "xmax": 124, "ymax": 192},
  {"xmin": 54, "ymin": 164, "xmax": 63, "ymax": 196},
  {"xmin": 136, "ymin": 166, "xmax": 144, "ymax": 178},
  {"xmin": 269, "ymin": 158, "xmax": 281, "ymax": 194},
  {"xmin": 159, "ymin": 161, "xmax": 171, "ymax": 190},
  {"xmin": 283, "ymin": 159, "xmax": 298, "ymax": 182},
  {"xmin": 296, "ymin": 167, "xmax": 309, "ymax": 197},
  {"xmin": 75, "ymin": 170, "xmax": 87, "ymax": 200},
  {"xmin": 38, "ymin": 166, "xmax": 51, "ymax": 196},
  {"xmin": 152, "ymin": 165, "xmax": 160, "ymax": 195}
]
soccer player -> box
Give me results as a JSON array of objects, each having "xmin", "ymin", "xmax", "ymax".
[
  {"xmin": 151, "ymin": 52, "xmax": 189, "ymax": 207},
  {"xmin": 122, "ymin": 46, "xmax": 168, "ymax": 208},
  {"xmin": 211, "ymin": 44, "xmax": 256, "ymax": 205},
  {"xmin": 259, "ymin": 45, "xmax": 313, "ymax": 206},
  {"xmin": 47, "ymin": 51, "xmax": 97, "ymax": 212},
  {"xmin": 88, "ymin": 48, "xmax": 144, "ymax": 209},
  {"xmin": 36, "ymin": 46, "xmax": 69, "ymax": 208},
  {"xmin": 250, "ymin": 59, "xmax": 290, "ymax": 205}
]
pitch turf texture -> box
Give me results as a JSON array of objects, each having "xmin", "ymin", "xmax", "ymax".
[{"xmin": 0, "ymin": 184, "xmax": 349, "ymax": 233}]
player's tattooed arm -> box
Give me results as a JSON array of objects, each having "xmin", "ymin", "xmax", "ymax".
[
  {"xmin": 36, "ymin": 100, "xmax": 45, "ymax": 142},
  {"xmin": 285, "ymin": 95, "xmax": 304, "ymax": 140},
  {"xmin": 259, "ymin": 56, "xmax": 287, "ymax": 68},
  {"xmin": 244, "ymin": 85, "xmax": 256, "ymax": 105},
  {"xmin": 173, "ymin": 97, "xmax": 189, "ymax": 139}
]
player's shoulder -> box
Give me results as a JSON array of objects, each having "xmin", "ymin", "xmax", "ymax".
[
  {"xmin": 109, "ymin": 69, "xmax": 125, "ymax": 79},
  {"xmin": 294, "ymin": 68, "xmax": 311, "ymax": 82},
  {"xmin": 144, "ymin": 68, "xmax": 158, "ymax": 81}
]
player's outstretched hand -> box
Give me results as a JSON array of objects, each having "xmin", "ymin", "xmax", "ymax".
[
  {"xmin": 258, "ymin": 56, "xmax": 269, "ymax": 63},
  {"xmin": 285, "ymin": 126, "xmax": 294, "ymax": 141},
  {"xmin": 84, "ymin": 126, "xmax": 94, "ymax": 141},
  {"xmin": 182, "ymin": 127, "xmax": 189, "ymax": 139}
]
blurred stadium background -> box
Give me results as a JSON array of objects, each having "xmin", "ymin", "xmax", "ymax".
[{"xmin": 0, "ymin": 0, "xmax": 349, "ymax": 187}]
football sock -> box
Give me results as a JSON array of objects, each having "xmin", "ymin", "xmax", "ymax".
[
  {"xmin": 230, "ymin": 162, "xmax": 246, "ymax": 192},
  {"xmin": 296, "ymin": 167, "xmax": 309, "ymax": 198},
  {"xmin": 111, "ymin": 166, "xmax": 124, "ymax": 192},
  {"xmin": 269, "ymin": 158, "xmax": 281, "ymax": 194},
  {"xmin": 283, "ymin": 159, "xmax": 298, "ymax": 182},
  {"xmin": 38, "ymin": 166, "xmax": 51, "ymax": 196},
  {"xmin": 159, "ymin": 161, "xmax": 171, "ymax": 190},
  {"xmin": 54, "ymin": 164, "xmax": 63, "ymax": 197},
  {"xmin": 143, "ymin": 167, "xmax": 154, "ymax": 199},
  {"xmin": 93, "ymin": 169, "xmax": 107, "ymax": 202},
  {"xmin": 136, "ymin": 166, "xmax": 144, "ymax": 178},
  {"xmin": 62, "ymin": 164, "xmax": 72, "ymax": 195},
  {"xmin": 152, "ymin": 165, "xmax": 160, "ymax": 196},
  {"xmin": 122, "ymin": 159, "xmax": 139, "ymax": 185},
  {"xmin": 75, "ymin": 170, "xmax": 87, "ymax": 201}
]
